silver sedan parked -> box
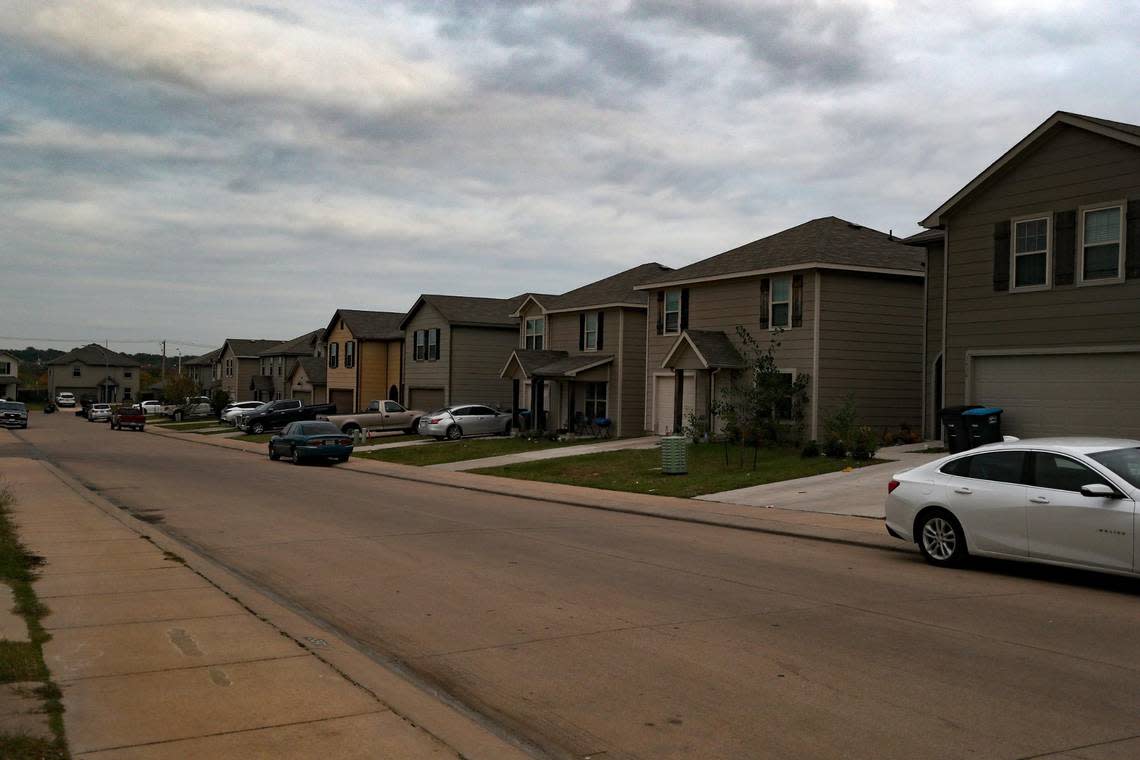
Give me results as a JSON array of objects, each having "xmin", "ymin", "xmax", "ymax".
[
  {"xmin": 885, "ymin": 438, "xmax": 1140, "ymax": 577},
  {"xmin": 417, "ymin": 405, "xmax": 512, "ymax": 440}
]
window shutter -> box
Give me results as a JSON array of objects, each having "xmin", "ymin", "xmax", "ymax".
[
  {"xmin": 579, "ymin": 313, "xmax": 585, "ymax": 351},
  {"xmin": 759, "ymin": 278, "xmax": 770, "ymax": 329},
  {"xmin": 655, "ymin": 292, "xmax": 664, "ymax": 335},
  {"xmin": 1126, "ymin": 198, "xmax": 1140, "ymax": 279},
  {"xmin": 680, "ymin": 288, "xmax": 690, "ymax": 330},
  {"xmin": 993, "ymin": 221, "xmax": 1011, "ymax": 291},
  {"xmin": 596, "ymin": 312, "xmax": 605, "ymax": 350},
  {"xmin": 432, "ymin": 329, "xmax": 441, "ymax": 360},
  {"xmin": 1053, "ymin": 210, "xmax": 1077, "ymax": 285},
  {"xmin": 791, "ymin": 274, "xmax": 804, "ymax": 327}
]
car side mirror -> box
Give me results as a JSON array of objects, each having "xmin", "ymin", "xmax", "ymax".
[{"xmin": 1080, "ymin": 483, "xmax": 1118, "ymax": 498}]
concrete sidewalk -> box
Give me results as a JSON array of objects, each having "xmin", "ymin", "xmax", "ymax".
[
  {"xmin": 0, "ymin": 453, "xmax": 529, "ymax": 759},
  {"xmin": 696, "ymin": 443, "xmax": 945, "ymax": 518},
  {"xmin": 428, "ymin": 435, "xmax": 660, "ymax": 471}
]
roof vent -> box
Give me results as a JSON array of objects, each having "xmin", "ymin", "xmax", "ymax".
[{"xmin": 847, "ymin": 223, "xmax": 862, "ymax": 230}]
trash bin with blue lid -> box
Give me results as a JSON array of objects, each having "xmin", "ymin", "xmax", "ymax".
[
  {"xmin": 940, "ymin": 405, "xmax": 982, "ymax": 454},
  {"xmin": 963, "ymin": 407, "xmax": 1003, "ymax": 448}
]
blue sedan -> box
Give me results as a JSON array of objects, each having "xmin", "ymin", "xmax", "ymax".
[{"xmin": 269, "ymin": 421, "xmax": 354, "ymax": 465}]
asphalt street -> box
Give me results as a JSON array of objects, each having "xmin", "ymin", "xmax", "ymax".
[{"xmin": 3, "ymin": 412, "xmax": 1139, "ymax": 759}]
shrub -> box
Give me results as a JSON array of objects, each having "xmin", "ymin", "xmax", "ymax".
[
  {"xmin": 823, "ymin": 394, "xmax": 858, "ymax": 453},
  {"xmin": 851, "ymin": 426, "xmax": 879, "ymax": 460},
  {"xmin": 683, "ymin": 411, "xmax": 709, "ymax": 443},
  {"xmin": 209, "ymin": 389, "xmax": 231, "ymax": 417},
  {"xmin": 800, "ymin": 440, "xmax": 821, "ymax": 458},
  {"xmin": 824, "ymin": 438, "xmax": 846, "ymax": 459}
]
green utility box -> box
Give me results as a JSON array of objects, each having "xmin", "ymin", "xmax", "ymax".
[{"xmin": 661, "ymin": 436, "xmax": 688, "ymax": 475}]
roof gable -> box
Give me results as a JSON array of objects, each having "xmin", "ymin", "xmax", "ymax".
[
  {"xmin": 921, "ymin": 110, "xmax": 1140, "ymax": 228},
  {"xmin": 324, "ymin": 309, "xmax": 405, "ymax": 341},
  {"xmin": 222, "ymin": 339, "xmax": 284, "ymax": 358},
  {"xmin": 538, "ymin": 262, "xmax": 672, "ymax": 313},
  {"xmin": 401, "ymin": 294, "xmax": 521, "ymax": 329},
  {"xmin": 260, "ymin": 329, "xmax": 323, "ymax": 357},
  {"xmin": 46, "ymin": 344, "xmax": 141, "ymax": 367}
]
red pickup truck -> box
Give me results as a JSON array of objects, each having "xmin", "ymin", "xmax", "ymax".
[{"xmin": 110, "ymin": 405, "xmax": 146, "ymax": 431}]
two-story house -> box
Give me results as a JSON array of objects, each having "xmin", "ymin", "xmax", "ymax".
[
  {"xmin": 253, "ymin": 330, "xmax": 324, "ymax": 402},
  {"xmin": 0, "ymin": 352, "xmax": 18, "ymax": 400},
  {"xmin": 323, "ymin": 309, "xmax": 404, "ymax": 413},
  {"xmin": 500, "ymin": 263, "xmax": 671, "ymax": 437},
  {"xmin": 635, "ymin": 217, "xmax": 926, "ymax": 439},
  {"xmin": 913, "ymin": 111, "xmax": 1140, "ymax": 438},
  {"xmin": 183, "ymin": 348, "xmax": 222, "ymax": 394},
  {"xmin": 218, "ymin": 339, "xmax": 283, "ymax": 402},
  {"xmin": 47, "ymin": 344, "xmax": 142, "ymax": 403},
  {"xmin": 401, "ymin": 294, "xmax": 537, "ymax": 412}
]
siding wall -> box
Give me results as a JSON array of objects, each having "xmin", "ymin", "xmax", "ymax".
[
  {"xmin": 644, "ymin": 272, "xmax": 818, "ymax": 432},
  {"xmin": 358, "ymin": 339, "xmax": 402, "ymax": 408},
  {"xmin": 218, "ymin": 346, "xmax": 260, "ymax": 402},
  {"xmin": 924, "ymin": 242, "xmax": 945, "ymax": 436},
  {"xmin": 817, "ymin": 270, "xmax": 925, "ymax": 431},
  {"xmin": 450, "ymin": 326, "xmax": 517, "ymax": 408},
  {"xmin": 618, "ymin": 308, "xmax": 647, "ymax": 436},
  {"xmin": 403, "ymin": 302, "xmax": 450, "ymax": 400},
  {"xmin": 942, "ymin": 125, "xmax": 1140, "ymax": 407},
  {"xmin": 325, "ymin": 321, "xmax": 356, "ymax": 409},
  {"xmin": 48, "ymin": 363, "xmax": 141, "ymax": 400}
]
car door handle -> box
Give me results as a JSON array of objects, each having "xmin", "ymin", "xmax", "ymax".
[
  {"xmin": 1029, "ymin": 496, "xmax": 1050, "ymax": 504},
  {"xmin": 953, "ymin": 487, "xmax": 973, "ymax": 495}
]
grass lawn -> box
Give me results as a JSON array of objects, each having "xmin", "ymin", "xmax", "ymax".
[
  {"xmin": 235, "ymin": 433, "xmax": 275, "ymax": 444},
  {"xmin": 0, "ymin": 484, "xmax": 69, "ymax": 758},
  {"xmin": 354, "ymin": 436, "xmax": 582, "ymax": 466},
  {"xmin": 198, "ymin": 427, "xmax": 241, "ymax": 435},
  {"xmin": 154, "ymin": 420, "xmax": 220, "ymax": 432},
  {"xmin": 472, "ymin": 444, "xmax": 884, "ymax": 498}
]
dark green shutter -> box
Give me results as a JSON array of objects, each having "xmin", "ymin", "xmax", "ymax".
[
  {"xmin": 993, "ymin": 221, "xmax": 1011, "ymax": 291},
  {"xmin": 655, "ymin": 292, "xmax": 664, "ymax": 335},
  {"xmin": 579, "ymin": 313, "xmax": 585, "ymax": 351},
  {"xmin": 1053, "ymin": 210, "xmax": 1077, "ymax": 285},
  {"xmin": 759, "ymin": 279, "xmax": 770, "ymax": 329},
  {"xmin": 680, "ymin": 289, "xmax": 690, "ymax": 330},
  {"xmin": 791, "ymin": 274, "xmax": 804, "ymax": 327},
  {"xmin": 1126, "ymin": 199, "xmax": 1140, "ymax": 279},
  {"xmin": 596, "ymin": 312, "xmax": 604, "ymax": 350}
]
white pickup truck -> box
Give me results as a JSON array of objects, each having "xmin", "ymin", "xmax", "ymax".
[{"xmin": 319, "ymin": 400, "xmax": 424, "ymax": 435}]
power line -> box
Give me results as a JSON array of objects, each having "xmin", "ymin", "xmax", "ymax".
[{"xmin": 0, "ymin": 336, "xmax": 218, "ymax": 349}]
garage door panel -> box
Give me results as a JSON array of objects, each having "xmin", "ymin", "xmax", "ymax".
[
  {"xmin": 972, "ymin": 353, "xmax": 1140, "ymax": 437},
  {"xmin": 653, "ymin": 373, "xmax": 696, "ymax": 435}
]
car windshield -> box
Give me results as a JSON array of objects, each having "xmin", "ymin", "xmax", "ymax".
[
  {"xmin": 302, "ymin": 422, "xmax": 340, "ymax": 435},
  {"xmin": 0, "ymin": 402, "xmax": 23, "ymax": 411},
  {"xmin": 1088, "ymin": 447, "xmax": 1140, "ymax": 488}
]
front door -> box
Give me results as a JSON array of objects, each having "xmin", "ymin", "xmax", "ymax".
[{"xmin": 1026, "ymin": 452, "xmax": 1135, "ymax": 571}]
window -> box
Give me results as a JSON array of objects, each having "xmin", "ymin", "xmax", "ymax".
[
  {"xmin": 525, "ymin": 318, "xmax": 545, "ymax": 350},
  {"xmin": 663, "ymin": 289, "xmax": 681, "ymax": 334},
  {"xmin": 941, "ymin": 451, "xmax": 1027, "ymax": 484},
  {"xmin": 124, "ymin": 370, "xmax": 132, "ymax": 378},
  {"xmin": 584, "ymin": 382, "xmax": 607, "ymax": 420},
  {"xmin": 1090, "ymin": 448, "xmax": 1140, "ymax": 488},
  {"xmin": 0, "ymin": 362, "xmax": 10, "ymax": 374},
  {"xmin": 72, "ymin": 365, "xmax": 82, "ymax": 378},
  {"xmin": 345, "ymin": 340, "xmax": 355, "ymax": 369},
  {"xmin": 328, "ymin": 342, "xmax": 339, "ymax": 369},
  {"xmin": 584, "ymin": 312, "xmax": 599, "ymax": 350},
  {"xmin": 225, "ymin": 359, "xmax": 234, "ymax": 378},
  {"xmin": 1011, "ymin": 216, "xmax": 1049, "ymax": 290},
  {"xmin": 277, "ymin": 357, "xmax": 283, "ymax": 377},
  {"xmin": 414, "ymin": 331, "xmax": 426, "ymax": 361},
  {"xmin": 1078, "ymin": 203, "xmax": 1125, "ymax": 283},
  {"xmin": 427, "ymin": 329, "xmax": 439, "ymax": 360},
  {"xmin": 384, "ymin": 401, "xmax": 404, "ymax": 413},
  {"xmin": 1031, "ymin": 452, "xmax": 1110, "ymax": 492},
  {"xmin": 770, "ymin": 275, "xmax": 791, "ymax": 328}
]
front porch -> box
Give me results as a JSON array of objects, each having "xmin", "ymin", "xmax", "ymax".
[
  {"xmin": 501, "ymin": 350, "xmax": 616, "ymax": 437},
  {"xmin": 653, "ymin": 330, "xmax": 744, "ymax": 436}
]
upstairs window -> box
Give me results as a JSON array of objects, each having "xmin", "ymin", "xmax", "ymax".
[
  {"xmin": 525, "ymin": 318, "xmax": 544, "ymax": 350},
  {"xmin": 73, "ymin": 365, "xmax": 82, "ymax": 377},
  {"xmin": 583, "ymin": 312, "xmax": 599, "ymax": 350},
  {"xmin": 345, "ymin": 340, "xmax": 355, "ymax": 369},
  {"xmin": 414, "ymin": 331, "xmax": 426, "ymax": 361},
  {"xmin": 1012, "ymin": 216, "xmax": 1049, "ymax": 290},
  {"xmin": 663, "ymin": 289, "xmax": 681, "ymax": 335},
  {"xmin": 1079, "ymin": 203, "xmax": 1124, "ymax": 283},
  {"xmin": 0, "ymin": 362, "xmax": 10, "ymax": 374},
  {"xmin": 427, "ymin": 329, "xmax": 440, "ymax": 360},
  {"xmin": 770, "ymin": 276, "xmax": 791, "ymax": 328},
  {"xmin": 328, "ymin": 343, "xmax": 339, "ymax": 369}
]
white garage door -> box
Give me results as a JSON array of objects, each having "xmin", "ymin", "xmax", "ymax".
[
  {"xmin": 971, "ymin": 352, "xmax": 1140, "ymax": 438},
  {"xmin": 654, "ymin": 373, "xmax": 696, "ymax": 435}
]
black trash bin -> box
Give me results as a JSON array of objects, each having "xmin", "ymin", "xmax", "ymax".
[
  {"xmin": 940, "ymin": 405, "xmax": 983, "ymax": 454},
  {"xmin": 963, "ymin": 407, "xmax": 1003, "ymax": 448}
]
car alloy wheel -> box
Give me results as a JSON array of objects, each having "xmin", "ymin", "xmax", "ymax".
[
  {"xmin": 269, "ymin": 445, "xmax": 280, "ymax": 461},
  {"xmin": 252, "ymin": 423, "xmax": 265, "ymax": 435},
  {"xmin": 917, "ymin": 511, "xmax": 967, "ymax": 567},
  {"xmin": 446, "ymin": 425, "xmax": 462, "ymax": 441},
  {"xmin": 290, "ymin": 446, "xmax": 302, "ymax": 465}
]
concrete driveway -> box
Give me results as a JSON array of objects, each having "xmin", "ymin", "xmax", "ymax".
[{"xmin": 696, "ymin": 443, "xmax": 946, "ymax": 518}]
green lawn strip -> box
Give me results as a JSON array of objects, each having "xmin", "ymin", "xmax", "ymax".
[
  {"xmin": 0, "ymin": 485, "xmax": 69, "ymax": 759},
  {"xmin": 153, "ymin": 421, "xmax": 219, "ymax": 431},
  {"xmin": 354, "ymin": 437, "xmax": 582, "ymax": 466},
  {"xmin": 472, "ymin": 444, "xmax": 885, "ymax": 499},
  {"xmin": 198, "ymin": 428, "xmax": 242, "ymax": 436},
  {"xmin": 235, "ymin": 434, "xmax": 275, "ymax": 444}
]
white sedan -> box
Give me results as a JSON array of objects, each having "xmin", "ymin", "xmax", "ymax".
[
  {"xmin": 221, "ymin": 401, "xmax": 265, "ymax": 426},
  {"xmin": 886, "ymin": 438, "xmax": 1138, "ymax": 576}
]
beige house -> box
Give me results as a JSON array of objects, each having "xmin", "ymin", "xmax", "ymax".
[
  {"xmin": 635, "ymin": 217, "xmax": 926, "ymax": 440},
  {"xmin": 183, "ymin": 347, "xmax": 222, "ymax": 393},
  {"xmin": 0, "ymin": 352, "xmax": 18, "ymax": 400},
  {"xmin": 218, "ymin": 339, "xmax": 283, "ymax": 402},
  {"xmin": 913, "ymin": 111, "xmax": 1140, "ymax": 438},
  {"xmin": 323, "ymin": 310, "xmax": 404, "ymax": 414},
  {"xmin": 401, "ymin": 294, "xmax": 531, "ymax": 412},
  {"xmin": 254, "ymin": 330, "xmax": 324, "ymax": 402},
  {"xmin": 287, "ymin": 357, "xmax": 327, "ymax": 405},
  {"xmin": 47, "ymin": 344, "xmax": 142, "ymax": 403},
  {"xmin": 500, "ymin": 263, "xmax": 670, "ymax": 437}
]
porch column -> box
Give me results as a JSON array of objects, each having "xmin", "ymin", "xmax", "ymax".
[
  {"xmin": 512, "ymin": 379, "xmax": 520, "ymax": 427},
  {"xmin": 673, "ymin": 368, "xmax": 684, "ymax": 434},
  {"xmin": 532, "ymin": 377, "xmax": 545, "ymax": 431},
  {"xmin": 566, "ymin": 380, "xmax": 576, "ymax": 431}
]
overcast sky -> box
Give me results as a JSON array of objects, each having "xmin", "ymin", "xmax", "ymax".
[{"xmin": 2, "ymin": 0, "xmax": 1138, "ymax": 356}]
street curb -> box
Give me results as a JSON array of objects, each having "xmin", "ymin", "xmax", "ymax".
[{"xmin": 146, "ymin": 425, "xmax": 912, "ymax": 555}]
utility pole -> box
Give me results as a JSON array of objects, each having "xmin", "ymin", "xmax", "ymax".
[
  {"xmin": 177, "ymin": 349, "xmax": 182, "ymax": 376},
  {"xmin": 161, "ymin": 340, "xmax": 167, "ymax": 385},
  {"xmin": 104, "ymin": 339, "xmax": 110, "ymax": 403}
]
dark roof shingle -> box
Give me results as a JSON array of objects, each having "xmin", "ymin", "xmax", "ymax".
[
  {"xmin": 183, "ymin": 347, "xmax": 223, "ymax": 367},
  {"xmin": 413, "ymin": 295, "xmax": 520, "ymax": 328},
  {"xmin": 295, "ymin": 356, "xmax": 327, "ymax": 385},
  {"xmin": 332, "ymin": 310, "xmax": 405, "ymax": 341},
  {"xmin": 260, "ymin": 329, "xmax": 323, "ymax": 357},
  {"xmin": 225, "ymin": 339, "xmax": 284, "ymax": 358},
  {"xmin": 46, "ymin": 344, "xmax": 141, "ymax": 367},
  {"xmin": 540, "ymin": 263, "xmax": 672, "ymax": 311},
  {"xmin": 639, "ymin": 217, "xmax": 924, "ymax": 288}
]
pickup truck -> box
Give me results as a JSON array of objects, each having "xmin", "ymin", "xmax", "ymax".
[
  {"xmin": 319, "ymin": 400, "xmax": 424, "ymax": 436},
  {"xmin": 170, "ymin": 396, "xmax": 213, "ymax": 421},
  {"xmin": 240, "ymin": 400, "xmax": 337, "ymax": 434},
  {"xmin": 111, "ymin": 405, "xmax": 146, "ymax": 431}
]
